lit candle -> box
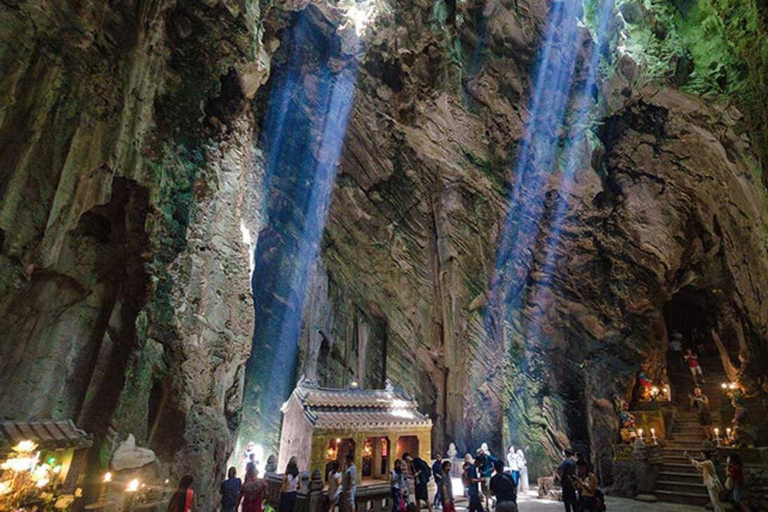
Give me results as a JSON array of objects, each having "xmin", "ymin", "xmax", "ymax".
[
  {"xmin": 714, "ymin": 428, "xmax": 721, "ymax": 445},
  {"xmin": 721, "ymin": 383, "xmax": 728, "ymax": 390},
  {"xmin": 726, "ymin": 428, "xmax": 732, "ymax": 440},
  {"xmin": 98, "ymin": 472, "xmax": 112, "ymax": 502},
  {"xmin": 650, "ymin": 428, "xmax": 658, "ymax": 444},
  {"xmin": 126, "ymin": 479, "xmax": 140, "ymax": 492},
  {"xmin": 638, "ymin": 428, "xmax": 644, "ymax": 442}
]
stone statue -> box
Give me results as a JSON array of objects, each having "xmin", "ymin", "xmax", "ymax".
[
  {"xmin": 447, "ymin": 443, "xmax": 457, "ymax": 459},
  {"xmin": 265, "ymin": 454, "xmax": 278, "ymax": 474},
  {"xmin": 111, "ymin": 434, "xmax": 156, "ymax": 471}
]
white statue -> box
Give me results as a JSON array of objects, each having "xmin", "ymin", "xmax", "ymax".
[
  {"xmin": 447, "ymin": 443, "xmax": 457, "ymax": 460},
  {"xmin": 516, "ymin": 449, "xmax": 529, "ymax": 493},
  {"xmin": 111, "ymin": 434, "xmax": 156, "ymax": 471}
]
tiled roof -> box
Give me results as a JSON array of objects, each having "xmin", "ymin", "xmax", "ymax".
[
  {"xmin": 0, "ymin": 420, "xmax": 92, "ymax": 452},
  {"xmin": 286, "ymin": 377, "xmax": 432, "ymax": 430},
  {"xmin": 306, "ymin": 409, "xmax": 432, "ymax": 430}
]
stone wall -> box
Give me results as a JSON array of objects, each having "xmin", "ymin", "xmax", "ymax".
[{"xmin": 0, "ymin": 0, "xmax": 269, "ymax": 508}]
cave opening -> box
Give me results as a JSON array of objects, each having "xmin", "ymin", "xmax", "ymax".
[
  {"xmin": 663, "ymin": 287, "xmax": 719, "ymax": 354},
  {"xmin": 662, "ymin": 286, "xmax": 729, "ymax": 405}
]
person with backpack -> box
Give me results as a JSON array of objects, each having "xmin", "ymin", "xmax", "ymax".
[
  {"xmin": 556, "ymin": 449, "xmax": 578, "ymax": 512},
  {"xmin": 403, "ymin": 453, "xmax": 432, "ymax": 512},
  {"xmin": 489, "ymin": 460, "xmax": 518, "ymax": 512}
]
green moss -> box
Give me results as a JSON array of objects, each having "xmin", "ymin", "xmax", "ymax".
[{"xmin": 612, "ymin": 0, "xmax": 768, "ymax": 176}]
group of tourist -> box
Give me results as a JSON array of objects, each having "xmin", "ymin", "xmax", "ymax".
[
  {"xmin": 387, "ymin": 444, "xmax": 529, "ymax": 512},
  {"xmin": 457, "ymin": 447, "xmax": 518, "ymax": 512},
  {"xmin": 216, "ymin": 451, "xmax": 359, "ymax": 512}
]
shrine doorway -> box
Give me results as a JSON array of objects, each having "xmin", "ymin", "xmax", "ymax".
[
  {"xmin": 362, "ymin": 436, "xmax": 390, "ymax": 480},
  {"xmin": 395, "ymin": 435, "xmax": 419, "ymax": 460}
]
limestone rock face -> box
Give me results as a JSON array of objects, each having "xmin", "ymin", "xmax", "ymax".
[
  {"xmin": 246, "ymin": 0, "xmax": 768, "ymax": 481},
  {"xmin": 0, "ymin": 0, "xmax": 265, "ymax": 507},
  {"xmin": 2, "ymin": 0, "xmax": 768, "ymax": 501}
]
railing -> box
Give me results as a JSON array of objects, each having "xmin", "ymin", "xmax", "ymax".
[{"xmin": 265, "ymin": 471, "xmax": 392, "ymax": 512}]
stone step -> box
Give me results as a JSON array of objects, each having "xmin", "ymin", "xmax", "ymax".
[
  {"xmin": 663, "ymin": 455, "xmax": 692, "ymax": 465},
  {"xmin": 668, "ymin": 435, "xmax": 706, "ymax": 443},
  {"xmin": 658, "ymin": 471, "xmax": 702, "ymax": 484},
  {"xmin": 659, "ymin": 463, "xmax": 699, "ymax": 474},
  {"xmin": 654, "ymin": 489, "xmax": 710, "ymax": 506},
  {"xmin": 664, "ymin": 446, "xmax": 704, "ymax": 454},
  {"xmin": 666, "ymin": 439, "xmax": 706, "ymax": 445},
  {"xmin": 655, "ymin": 479, "xmax": 708, "ymax": 495}
]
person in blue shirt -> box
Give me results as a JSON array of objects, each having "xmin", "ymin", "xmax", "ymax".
[
  {"xmin": 220, "ymin": 466, "xmax": 242, "ymax": 512},
  {"xmin": 466, "ymin": 457, "xmax": 485, "ymax": 512}
]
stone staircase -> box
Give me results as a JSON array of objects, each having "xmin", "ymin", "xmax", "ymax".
[
  {"xmin": 654, "ymin": 353, "xmax": 728, "ymax": 506},
  {"xmin": 654, "ymin": 411, "xmax": 710, "ymax": 505}
]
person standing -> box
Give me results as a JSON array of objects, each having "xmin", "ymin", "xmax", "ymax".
[
  {"xmin": 685, "ymin": 349, "xmax": 705, "ymax": 385},
  {"xmin": 432, "ymin": 454, "xmax": 444, "ymax": 509},
  {"xmin": 556, "ymin": 450, "xmax": 578, "ymax": 512},
  {"xmin": 327, "ymin": 461, "xmax": 342, "ymax": 512},
  {"xmin": 220, "ymin": 467, "xmax": 242, "ymax": 512},
  {"xmin": 574, "ymin": 459, "xmax": 599, "ymax": 511},
  {"xmin": 279, "ymin": 458, "xmax": 300, "ymax": 512},
  {"xmin": 686, "ymin": 450, "xmax": 725, "ymax": 512},
  {"xmin": 506, "ymin": 446, "xmax": 520, "ymax": 486},
  {"xmin": 466, "ymin": 456, "xmax": 485, "ymax": 512},
  {"xmin": 516, "ymin": 449, "xmax": 528, "ymax": 494},
  {"xmin": 477, "ymin": 448, "xmax": 493, "ymax": 511},
  {"xmin": 726, "ymin": 454, "xmax": 747, "ymax": 511},
  {"xmin": 341, "ymin": 452, "xmax": 357, "ymax": 512},
  {"xmin": 391, "ymin": 459, "xmax": 408, "ymax": 512},
  {"xmin": 440, "ymin": 460, "xmax": 456, "ymax": 512},
  {"xmin": 404, "ymin": 452, "xmax": 432, "ymax": 512},
  {"xmin": 240, "ymin": 464, "xmax": 267, "ymax": 512},
  {"xmin": 489, "ymin": 460, "xmax": 518, "ymax": 512},
  {"xmin": 669, "ymin": 333, "xmax": 684, "ymax": 369},
  {"xmin": 168, "ymin": 476, "xmax": 194, "ymax": 512}
]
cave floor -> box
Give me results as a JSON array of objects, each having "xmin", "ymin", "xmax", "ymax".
[{"xmin": 450, "ymin": 492, "xmax": 705, "ymax": 511}]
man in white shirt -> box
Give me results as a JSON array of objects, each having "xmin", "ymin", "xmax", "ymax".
[
  {"xmin": 669, "ymin": 332, "xmax": 684, "ymax": 369},
  {"xmin": 506, "ymin": 446, "xmax": 520, "ymax": 486}
]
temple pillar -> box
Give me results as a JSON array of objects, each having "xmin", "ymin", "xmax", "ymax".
[
  {"xmin": 352, "ymin": 433, "xmax": 366, "ymax": 484},
  {"xmin": 373, "ymin": 436, "xmax": 383, "ymax": 479}
]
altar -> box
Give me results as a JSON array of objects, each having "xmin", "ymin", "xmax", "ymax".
[{"xmin": 278, "ymin": 378, "xmax": 432, "ymax": 482}]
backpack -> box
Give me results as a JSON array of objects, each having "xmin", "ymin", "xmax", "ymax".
[{"xmin": 416, "ymin": 458, "xmax": 431, "ymax": 484}]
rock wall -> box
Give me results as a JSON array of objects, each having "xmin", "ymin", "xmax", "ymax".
[
  {"xmin": 250, "ymin": 0, "xmax": 768, "ymax": 482},
  {"xmin": 0, "ymin": 0, "xmax": 268, "ymax": 507},
  {"xmin": 2, "ymin": 0, "xmax": 768, "ymax": 501}
]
